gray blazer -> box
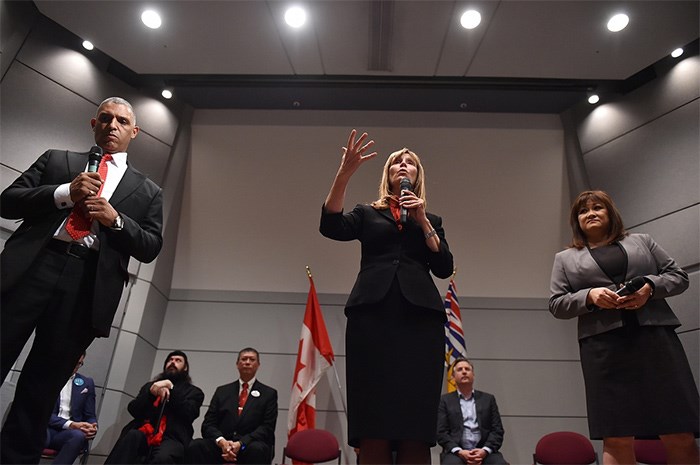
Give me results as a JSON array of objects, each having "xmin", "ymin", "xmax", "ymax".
[{"xmin": 549, "ymin": 233, "xmax": 688, "ymax": 339}]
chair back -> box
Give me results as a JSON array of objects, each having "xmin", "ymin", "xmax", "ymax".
[
  {"xmin": 634, "ymin": 439, "xmax": 667, "ymax": 464},
  {"xmin": 283, "ymin": 429, "xmax": 341, "ymax": 464},
  {"xmin": 533, "ymin": 431, "xmax": 598, "ymax": 465}
]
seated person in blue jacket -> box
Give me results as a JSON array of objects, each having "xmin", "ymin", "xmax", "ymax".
[
  {"xmin": 45, "ymin": 352, "xmax": 97, "ymax": 465},
  {"xmin": 437, "ymin": 358, "xmax": 508, "ymax": 465}
]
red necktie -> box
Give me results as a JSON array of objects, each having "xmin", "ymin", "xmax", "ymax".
[
  {"xmin": 65, "ymin": 154, "xmax": 112, "ymax": 239},
  {"xmin": 238, "ymin": 382, "xmax": 249, "ymax": 413}
]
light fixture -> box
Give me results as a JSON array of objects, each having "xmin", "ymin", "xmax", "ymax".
[
  {"xmin": 141, "ymin": 10, "xmax": 162, "ymax": 29},
  {"xmin": 671, "ymin": 47, "xmax": 684, "ymax": 58},
  {"xmin": 284, "ymin": 6, "xmax": 307, "ymax": 28},
  {"xmin": 161, "ymin": 89, "xmax": 173, "ymax": 99},
  {"xmin": 588, "ymin": 94, "xmax": 600, "ymax": 105},
  {"xmin": 607, "ymin": 13, "xmax": 629, "ymax": 32},
  {"xmin": 82, "ymin": 40, "xmax": 94, "ymax": 51},
  {"xmin": 460, "ymin": 10, "xmax": 481, "ymax": 29}
]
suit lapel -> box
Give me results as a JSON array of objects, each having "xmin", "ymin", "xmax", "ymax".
[
  {"xmin": 109, "ymin": 165, "xmax": 145, "ymax": 207},
  {"xmin": 473, "ymin": 390, "xmax": 484, "ymax": 424},
  {"xmin": 238, "ymin": 381, "xmax": 256, "ymax": 419},
  {"xmin": 376, "ymin": 207, "xmax": 395, "ymax": 224},
  {"xmin": 70, "ymin": 375, "xmax": 82, "ymax": 419},
  {"xmin": 67, "ymin": 151, "xmax": 88, "ymax": 180}
]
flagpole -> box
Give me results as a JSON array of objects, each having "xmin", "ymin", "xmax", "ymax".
[
  {"xmin": 305, "ymin": 266, "xmax": 348, "ymax": 419},
  {"xmin": 331, "ymin": 364, "xmax": 348, "ymax": 418}
]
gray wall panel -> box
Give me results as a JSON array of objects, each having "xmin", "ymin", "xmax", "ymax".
[
  {"xmin": 629, "ymin": 204, "xmax": 700, "ymax": 269},
  {"xmin": 667, "ymin": 271, "xmax": 700, "ymax": 333},
  {"xmin": 462, "ymin": 309, "xmax": 580, "ymax": 361},
  {"xmin": 0, "ymin": 1, "xmax": 37, "ymax": 77},
  {"xmin": 583, "ymin": 100, "xmax": 699, "ymax": 228},
  {"xmin": 116, "ymin": 130, "xmax": 171, "ymax": 187},
  {"xmin": 159, "ymin": 300, "xmax": 347, "ymax": 355},
  {"xmin": 1, "ymin": 62, "xmax": 99, "ymax": 170},
  {"xmin": 15, "ymin": 15, "xmax": 179, "ymax": 146},
  {"xmin": 577, "ymin": 56, "xmax": 700, "ymax": 153}
]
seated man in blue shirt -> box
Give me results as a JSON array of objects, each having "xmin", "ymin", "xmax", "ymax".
[
  {"xmin": 437, "ymin": 358, "xmax": 508, "ymax": 465},
  {"xmin": 45, "ymin": 352, "xmax": 97, "ymax": 465}
]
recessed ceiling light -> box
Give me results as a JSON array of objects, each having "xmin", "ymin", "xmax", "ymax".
[
  {"xmin": 588, "ymin": 94, "xmax": 600, "ymax": 105},
  {"xmin": 671, "ymin": 47, "xmax": 684, "ymax": 58},
  {"xmin": 460, "ymin": 10, "xmax": 481, "ymax": 29},
  {"xmin": 285, "ymin": 6, "xmax": 307, "ymax": 28},
  {"xmin": 607, "ymin": 13, "xmax": 629, "ymax": 32},
  {"xmin": 162, "ymin": 89, "xmax": 173, "ymax": 99},
  {"xmin": 141, "ymin": 10, "xmax": 162, "ymax": 29},
  {"xmin": 82, "ymin": 40, "xmax": 94, "ymax": 51}
]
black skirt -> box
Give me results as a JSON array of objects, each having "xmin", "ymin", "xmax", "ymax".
[
  {"xmin": 345, "ymin": 278, "xmax": 445, "ymax": 447},
  {"xmin": 580, "ymin": 324, "xmax": 700, "ymax": 439}
]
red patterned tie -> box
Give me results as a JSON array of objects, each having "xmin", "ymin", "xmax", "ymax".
[
  {"xmin": 238, "ymin": 382, "xmax": 249, "ymax": 414},
  {"xmin": 65, "ymin": 154, "xmax": 112, "ymax": 240}
]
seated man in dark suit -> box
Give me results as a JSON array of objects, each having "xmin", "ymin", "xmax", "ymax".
[
  {"xmin": 45, "ymin": 352, "xmax": 97, "ymax": 465},
  {"xmin": 186, "ymin": 347, "xmax": 278, "ymax": 465},
  {"xmin": 437, "ymin": 358, "xmax": 508, "ymax": 465},
  {"xmin": 105, "ymin": 351, "xmax": 204, "ymax": 464}
]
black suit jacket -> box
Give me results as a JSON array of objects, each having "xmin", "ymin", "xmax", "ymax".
[
  {"xmin": 48, "ymin": 373, "xmax": 97, "ymax": 429},
  {"xmin": 320, "ymin": 204, "xmax": 453, "ymax": 314},
  {"xmin": 201, "ymin": 380, "xmax": 278, "ymax": 454},
  {"xmin": 119, "ymin": 380, "xmax": 205, "ymax": 447},
  {"xmin": 0, "ymin": 149, "xmax": 163, "ymax": 336},
  {"xmin": 437, "ymin": 390, "xmax": 505, "ymax": 458}
]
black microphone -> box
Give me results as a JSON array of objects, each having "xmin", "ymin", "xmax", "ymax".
[
  {"xmin": 399, "ymin": 177, "xmax": 412, "ymax": 225},
  {"xmin": 87, "ymin": 145, "xmax": 103, "ymax": 173},
  {"xmin": 615, "ymin": 276, "xmax": 646, "ymax": 296}
]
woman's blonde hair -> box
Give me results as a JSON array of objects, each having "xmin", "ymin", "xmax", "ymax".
[{"xmin": 371, "ymin": 148, "xmax": 427, "ymax": 210}]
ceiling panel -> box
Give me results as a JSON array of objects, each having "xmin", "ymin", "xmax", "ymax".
[{"xmin": 33, "ymin": 0, "xmax": 699, "ymax": 111}]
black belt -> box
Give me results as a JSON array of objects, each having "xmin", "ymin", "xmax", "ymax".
[{"xmin": 47, "ymin": 239, "xmax": 94, "ymax": 259}]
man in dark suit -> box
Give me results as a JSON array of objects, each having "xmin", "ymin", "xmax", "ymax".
[
  {"xmin": 105, "ymin": 351, "xmax": 204, "ymax": 464},
  {"xmin": 1, "ymin": 96, "xmax": 163, "ymax": 463},
  {"xmin": 186, "ymin": 348, "xmax": 278, "ymax": 465},
  {"xmin": 45, "ymin": 352, "xmax": 97, "ymax": 465},
  {"xmin": 437, "ymin": 358, "xmax": 508, "ymax": 465}
]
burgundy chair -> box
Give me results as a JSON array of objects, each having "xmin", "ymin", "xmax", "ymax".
[
  {"xmin": 634, "ymin": 439, "xmax": 667, "ymax": 464},
  {"xmin": 533, "ymin": 431, "xmax": 599, "ymax": 465},
  {"xmin": 282, "ymin": 429, "xmax": 341, "ymax": 465},
  {"xmin": 40, "ymin": 446, "xmax": 90, "ymax": 465}
]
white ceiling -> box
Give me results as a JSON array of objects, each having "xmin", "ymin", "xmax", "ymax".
[{"xmin": 34, "ymin": 0, "xmax": 699, "ymax": 112}]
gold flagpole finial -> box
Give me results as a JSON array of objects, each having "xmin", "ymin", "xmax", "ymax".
[
  {"xmin": 305, "ymin": 265, "xmax": 312, "ymax": 278},
  {"xmin": 451, "ymin": 267, "xmax": 457, "ymax": 280}
]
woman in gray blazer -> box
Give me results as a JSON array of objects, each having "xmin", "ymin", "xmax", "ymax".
[
  {"xmin": 549, "ymin": 190, "xmax": 699, "ymax": 465},
  {"xmin": 321, "ymin": 129, "xmax": 453, "ymax": 464}
]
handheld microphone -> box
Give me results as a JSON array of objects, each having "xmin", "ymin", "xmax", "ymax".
[
  {"xmin": 615, "ymin": 276, "xmax": 646, "ymax": 296},
  {"xmin": 87, "ymin": 145, "xmax": 103, "ymax": 173},
  {"xmin": 399, "ymin": 177, "xmax": 412, "ymax": 225}
]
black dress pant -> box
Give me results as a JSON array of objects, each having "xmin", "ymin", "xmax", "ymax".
[
  {"xmin": 105, "ymin": 429, "xmax": 185, "ymax": 464},
  {"xmin": 186, "ymin": 438, "xmax": 272, "ymax": 465},
  {"xmin": 1, "ymin": 245, "xmax": 97, "ymax": 464},
  {"xmin": 440, "ymin": 451, "xmax": 508, "ymax": 465}
]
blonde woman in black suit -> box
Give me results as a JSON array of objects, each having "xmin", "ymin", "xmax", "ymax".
[
  {"xmin": 549, "ymin": 190, "xmax": 699, "ymax": 465},
  {"xmin": 321, "ymin": 129, "xmax": 454, "ymax": 464}
]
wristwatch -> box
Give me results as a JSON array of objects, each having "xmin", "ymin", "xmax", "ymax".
[{"xmin": 112, "ymin": 215, "xmax": 124, "ymax": 230}]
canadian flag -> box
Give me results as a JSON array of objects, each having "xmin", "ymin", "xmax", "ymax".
[{"xmin": 288, "ymin": 274, "xmax": 335, "ymax": 438}]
